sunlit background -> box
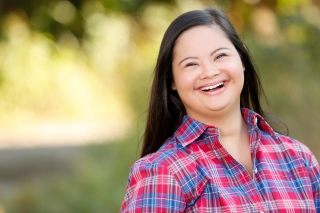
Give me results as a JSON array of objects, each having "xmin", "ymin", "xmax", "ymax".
[{"xmin": 0, "ymin": 0, "xmax": 319, "ymax": 212}]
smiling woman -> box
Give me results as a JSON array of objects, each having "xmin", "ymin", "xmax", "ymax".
[
  {"xmin": 171, "ymin": 26, "xmax": 245, "ymax": 123},
  {"xmin": 120, "ymin": 7, "xmax": 320, "ymax": 213}
]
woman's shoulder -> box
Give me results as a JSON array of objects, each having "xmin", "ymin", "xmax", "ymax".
[
  {"xmin": 127, "ymin": 136, "xmax": 208, "ymax": 203},
  {"xmin": 274, "ymin": 133, "xmax": 310, "ymax": 152},
  {"xmin": 271, "ymin": 132, "xmax": 318, "ymax": 166},
  {"xmin": 130, "ymin": 136, "xmax": 195, "ymax": 175},
  {"xmin": 128, "ymin": 135, "xmax": 207, "ymax": 195}
]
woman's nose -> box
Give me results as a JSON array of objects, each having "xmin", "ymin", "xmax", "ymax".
[{"xmin": 199, "ymin": 63, "xmax": 220, "ymax": 79}]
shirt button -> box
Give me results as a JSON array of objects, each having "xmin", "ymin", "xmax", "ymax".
[{"xmin": 254, "ymin": 167, "xmax": 258, "ymax": 174}]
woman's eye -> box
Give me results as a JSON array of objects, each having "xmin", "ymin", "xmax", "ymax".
[
  {"xmin": 186, "ymin": 62, "xmax": 197, "ymax": 67},
  {"xmin": 216, "ymin": 53, "xmax": 226, "ymax": 60}
]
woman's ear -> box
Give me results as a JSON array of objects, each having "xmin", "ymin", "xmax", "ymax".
[
  {"xmin": 172, "ymin": 82, "xmax": 177, "ymax": 90},
  {"xmin": 243, "ymin": 44, "xmax": 248, "ymax": 51}
]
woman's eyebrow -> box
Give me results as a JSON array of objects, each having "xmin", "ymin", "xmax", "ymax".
[
  {"xmin": 210, "ymin": 47, "xmax": 230, "ymax": 56},
  {"xmin": 178, "ymin": 56, "xmax": 198, "ymax": 65},
  {"xmin": 178, "ymin": 47, "xmax": 230, "ymax": 65}
]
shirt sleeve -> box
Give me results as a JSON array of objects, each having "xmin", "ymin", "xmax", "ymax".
[
  {"xmin": 120, "ymin": 160, "xmax": 186, "ymax": 213},
  {"xmin": 308, "ymin": 153, "xmax": 320, "ymax": 211}
]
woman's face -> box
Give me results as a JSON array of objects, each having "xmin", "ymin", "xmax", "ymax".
[{"xmin": 172, "ymin": 25, "xmax": 245, "ymax": 123}]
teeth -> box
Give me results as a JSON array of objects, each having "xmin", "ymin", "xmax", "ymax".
[{"xmin": 201, "ymin": 82, "xmax": 224, "ymax": 91}]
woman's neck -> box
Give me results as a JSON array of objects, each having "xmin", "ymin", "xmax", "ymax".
[
  {"xmin": 194, "ymin": 107, "xmax": 245, "ymax": 137},
  {"xmin": 186, "ymin": 106, "xmax": 248, "ymax": 141},
  {"xmin": 215, "ymin": 108, "xmax": 246, "ymax": 140}
]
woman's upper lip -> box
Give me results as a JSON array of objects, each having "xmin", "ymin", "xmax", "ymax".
[{"xmin": 196, "ymin": 80, "xmax": 226, "ymax": 90}]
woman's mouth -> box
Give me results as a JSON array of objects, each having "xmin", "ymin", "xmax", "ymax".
[{"xmin": 200, "ymin": 82, "xmax": 224, "ymax": 92}]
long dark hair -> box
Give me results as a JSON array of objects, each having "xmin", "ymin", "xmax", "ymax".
[{"xmin": 141, "ymin": 7, "xmax": 274, "ymax": 157}]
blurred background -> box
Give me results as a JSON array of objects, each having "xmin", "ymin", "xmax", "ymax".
[{"xmin": 0, "ymin": 0, "xmax": 319, "ymax": 212}]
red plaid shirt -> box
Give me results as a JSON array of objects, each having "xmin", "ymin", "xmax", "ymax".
[{"xmin": 120, "ymin": 109, "xmax": 320, "ymax": 212}]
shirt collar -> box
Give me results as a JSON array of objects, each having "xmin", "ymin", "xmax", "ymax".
[
  {"xmin": 174, "ymin": 108, "xmax": 276, "ymax": 147},
  {"xmin": 241, "ymin": 108, "xmax": 275, "ymax": 136},
  {"xmin": 174, "ymin": 115, "xmax": 213, "ymax": 147}
]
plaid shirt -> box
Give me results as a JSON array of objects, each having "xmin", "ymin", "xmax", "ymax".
[{"xmin": 120, "ymin": 109, "xmax": 320, "ymax": 212}]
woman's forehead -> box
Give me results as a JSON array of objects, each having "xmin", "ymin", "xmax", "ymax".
[{"xmin": 173, "ymin": 26, "xmax": 231, "ymax": 57}]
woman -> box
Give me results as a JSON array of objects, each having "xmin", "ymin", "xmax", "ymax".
[{"xmin": 120, "ymin": 8, "xmax": 320, "ymax": 212}]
